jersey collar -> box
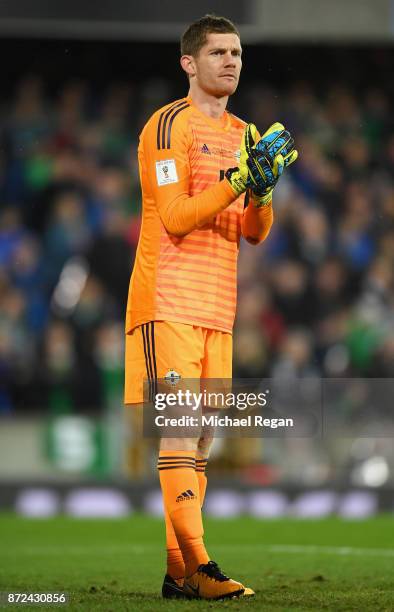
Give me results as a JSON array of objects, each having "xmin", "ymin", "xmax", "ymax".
[{"xmin": 185, "ymin": 96, "xmax": 231, "ymax": 132}]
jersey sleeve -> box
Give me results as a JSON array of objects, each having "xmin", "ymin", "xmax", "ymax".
[
  {"xmin": 140, "ymin": 108, "xmax": 237, "ymax": 236},
  {"xmin": 241, "ymin": 199, "xmax": 274, "ymax": 244}
]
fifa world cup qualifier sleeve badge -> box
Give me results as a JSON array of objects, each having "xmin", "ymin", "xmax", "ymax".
[{"xmin": 156, "ymin": 159, "xmax": 178, "ymax": 186}]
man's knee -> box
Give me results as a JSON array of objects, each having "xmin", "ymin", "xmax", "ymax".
[
  {"xmin": 160, "ymin": 437, "xmax": 200, "ymax": 451},
  {"xmin": 197, "ymin": 434, "xmax": 214, "ymax": 457}
]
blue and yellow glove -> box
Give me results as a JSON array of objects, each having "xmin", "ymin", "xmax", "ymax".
[
  {"xmin": 255, "ymin": 122, "xmax": 298, "ymax": 168},
  {"xmin": 225, "ymin": 122, "xmax": 298, "ymax": 207}
]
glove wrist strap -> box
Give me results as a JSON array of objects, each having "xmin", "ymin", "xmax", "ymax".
[{"xmin": 252, "ymin": 192, "xmax": 272, "ymax": 208}]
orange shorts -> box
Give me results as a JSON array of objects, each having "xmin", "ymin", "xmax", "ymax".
[{"xmin": 124, "ymin": 321, "xmax": 232, "ymax": 405}]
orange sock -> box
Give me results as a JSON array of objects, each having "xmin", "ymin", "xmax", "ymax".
[
  {"xmin": 164, "ymin": 508, "xmax": 185, "ymax": 579},
  {"xmin": 158, "ymin": 450, "xmax": 209, "ymax": 577},
  {"xmin": 195, "ymin": 457, "xmax": 208, "ymax": 506},
  {"xmin": 163, "ymin": 455, "xmax": 209, "ymax": 578}
]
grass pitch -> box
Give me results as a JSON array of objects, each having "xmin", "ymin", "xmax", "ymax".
[{"xmin": 0, "ymin": 514, "xmax": 393, "ymax": 611}]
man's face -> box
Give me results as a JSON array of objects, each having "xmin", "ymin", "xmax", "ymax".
[{"xmin": 189, "ymin": 32, "xmax": 242, "ymax": 97}]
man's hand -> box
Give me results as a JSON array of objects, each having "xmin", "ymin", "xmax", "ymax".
[
  {"xmin": 225, "ymin": 122, "xmax": 298, "ymax": 207},
  {"xmin": 256, "ymin": 122, "xmax": 298, "ymax": 168}
]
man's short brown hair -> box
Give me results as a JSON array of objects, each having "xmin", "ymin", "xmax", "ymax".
[{"xmin": 181, "ymin": 14, "xmax": 240, "ymax": 57}]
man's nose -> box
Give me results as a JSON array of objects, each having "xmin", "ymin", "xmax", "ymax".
[{"xmin": 224, "ymin": 52, "xmax": 236, "ymax": 66}]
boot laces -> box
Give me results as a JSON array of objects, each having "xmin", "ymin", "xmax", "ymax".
[{"xmin": 198, "ymin": 560, "xmax": 229, "ymax": 582}]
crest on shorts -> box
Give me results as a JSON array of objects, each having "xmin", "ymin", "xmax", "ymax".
[{"xmin": 164, "ymin": 369, "xmax": 181, "ymax": 387}]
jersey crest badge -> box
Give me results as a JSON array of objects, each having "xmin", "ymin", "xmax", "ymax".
[{"xmin": 164, "ymin": 369, "xmax": 182, "ymax": 387}]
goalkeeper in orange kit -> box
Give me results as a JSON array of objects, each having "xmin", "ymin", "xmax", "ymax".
[{"xmin": 124, "ymin": 14, "xmax": 297, "ymax": 600}]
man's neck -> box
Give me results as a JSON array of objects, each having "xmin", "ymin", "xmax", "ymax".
[{"xmin": 187, "ymin": 87, "xmax": 228, "ymax": 119}]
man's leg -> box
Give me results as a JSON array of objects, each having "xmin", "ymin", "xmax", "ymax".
[
  {"xmin": 126, "ymin": 322, "xmax": 247, "ymax": 599},
  {"xmin": 163, "ymin": 510, "xmax": 185, "ymax": 581},
  {"xmin": 158, "ymin": 437, "xmax": 209, "ymax": 578},
  {"xmin": 181, "ymin": 331, "xmax": 254, "ymax": 598},
  {"xmin": 163, "ymin": 436, "xmax": 211, "ymax": 582},
  {"xmin": 195, "ymin": 430, "xmax": 214, "ymax": 505},
  {"xmin": 125, "ymin": 322, "xmax": 204, "ymax": 582}
]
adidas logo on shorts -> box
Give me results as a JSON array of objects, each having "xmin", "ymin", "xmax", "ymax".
[{"xmin": 176, "ymin": 490, "xmax": 197, "ymax": 502}]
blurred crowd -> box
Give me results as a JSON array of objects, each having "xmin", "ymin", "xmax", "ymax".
[{"xmin": 0, "ymin": 60, "xmax": 393, "ymax": 413}]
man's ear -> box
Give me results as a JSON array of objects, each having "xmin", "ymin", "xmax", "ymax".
[{"xmin": 180, "ymin": 55, "xmax": 196, "ymax": 78}]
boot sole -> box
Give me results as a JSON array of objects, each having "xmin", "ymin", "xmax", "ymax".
[{"xmin": 184, "ymin": 587, "xmax": 245, "ymax": 600}]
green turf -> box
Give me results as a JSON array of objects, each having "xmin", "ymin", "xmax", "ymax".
[{"xmin": 0, "ymin": 514, "xmax": 393, "ymax": 611}]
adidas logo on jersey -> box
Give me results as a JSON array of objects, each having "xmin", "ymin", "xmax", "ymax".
[
  {"xmin": 176, "ymin": 490, "xmax": 197, "ymax": 502},
  {"xmin": 201, "ymin": 144, "xmax": 211, "ymax": 154}
]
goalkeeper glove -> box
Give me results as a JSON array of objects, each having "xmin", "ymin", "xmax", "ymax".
[
  {"xmin": 255, "ymin": 122, "xmax": 298, "ymax": 168},
  {"xmin": 248, "ymin": 154, "xmax": 285, "ymax": 207},
  {"xmin": 249, "ymin": 122, "xmax": 298, "ymax": 206},
  {"xmin": 225, "ymin": 122, "xmax": 298, "ymax": 206}
]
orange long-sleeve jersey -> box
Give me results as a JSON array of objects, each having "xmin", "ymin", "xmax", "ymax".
[{"xmin": 125, "ymin": 97, "xmax": 273, "ymax": 334}]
